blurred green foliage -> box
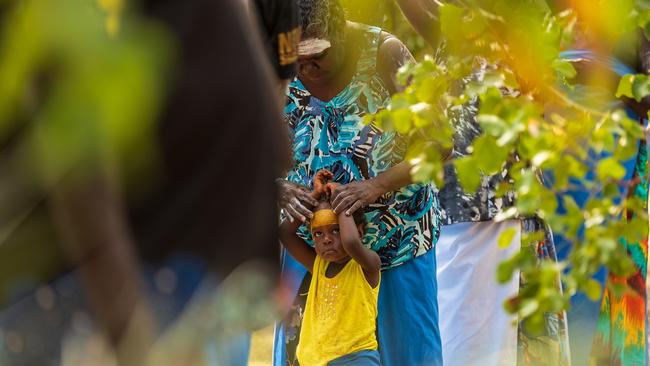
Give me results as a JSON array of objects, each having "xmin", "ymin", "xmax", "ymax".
[
  {"xmin": 366, "ymin": 0, "xmax": 650, "ymax": 333},
  {"xmin": 341, "ymin": 0, "xmax": 431, "ymax": 58},
  {"xmin": 0, "ymin": 0, "xmax": 172, "ymax": 302},
  {"xmin": 0, "ymin": 0, "xmax": 172, "ymax": 193}
]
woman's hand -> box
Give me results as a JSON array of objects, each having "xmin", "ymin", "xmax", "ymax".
[
  {"xmin": 276, "ymin": 179, "xmax": 319, "ymax": 223},
  {"xmin": 331, "ymin": 179, "xmax": 384, "ymax": 216}
]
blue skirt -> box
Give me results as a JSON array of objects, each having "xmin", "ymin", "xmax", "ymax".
[{"xmin": 328, "ymin": 350, "xmax": 381, "ymax": 365}]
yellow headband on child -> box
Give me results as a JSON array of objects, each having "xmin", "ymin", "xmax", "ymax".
[{"xmin": 311, "ymin": 209, "xmax": 338, "ymax": 230}]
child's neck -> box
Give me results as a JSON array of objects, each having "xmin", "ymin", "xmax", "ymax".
[{"xmin": 325, "ymin": 258, "xmax": 351, "ymax": 278}]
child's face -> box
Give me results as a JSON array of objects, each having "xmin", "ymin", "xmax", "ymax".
[{"xmin": 312, "ymin": 224, "xmax": 350, "ymax": 263}]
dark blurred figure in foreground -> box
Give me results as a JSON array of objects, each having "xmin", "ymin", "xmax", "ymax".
[
  {"xmin": 245, "ymin": 0, "xmax": 301, "ymax": 97},
  {"xmin": 0, "ymin": 0, "xmax": 292, "ymax": 364}
]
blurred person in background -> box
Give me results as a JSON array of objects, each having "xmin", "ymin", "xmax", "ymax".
[{"xmin": 0, "ymin": 0, "xmax": 292, "ymax": 364}]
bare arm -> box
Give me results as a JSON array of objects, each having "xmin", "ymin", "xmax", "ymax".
[
  {"xmin": 51, "ymin": 172, "xmax": 153, "ymax": 365},
  {"xmin": 394, "ymin": 0, "xmax": 445, "ymax": 48},
  {"xmin": 279, "ymin": 219, "xmax": 316, "ymax": 272},
  {"xmin": 332, "ymin": 161, "xmax": 413, "ymax": 215},
  {"xmin": 337, "ymin": 211, "xmax": 381, "ymax": 287},
  {"xmin": 377, "ymin": 33, "xmax": 416, "ymax": 94},
  {"xmin": 373, "ymin": 160, "xmax": 413, "ymax": 193}
]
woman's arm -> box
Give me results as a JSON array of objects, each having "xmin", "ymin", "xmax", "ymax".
[
  {"xmin": 331, "ymin": 161, "xmax": 412, "ymax": 215},
  {"xmin": 394, "ymin": 0, "xmax": 444, "ymax": 48},
  {"xmin": 377, "ymin": 33, "xmax": 415, "ymax": 94},
  {"xmin": 337, "ymin": 212, "xmax": 381, "ymax": 287},
  {"xmin": 51, "ymin": 171, "xmax": 153, "ymax": 365},
  {"xmin": 279, "ymin": 219, "xmax": 317, "ymax": 272}
]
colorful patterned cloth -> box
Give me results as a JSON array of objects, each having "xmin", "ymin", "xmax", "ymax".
[
  {"xmin": 590, "ymin": 141, "xmax": 648, "ymax": 366},
  {"xmin": 439, "ymin": 64, "xmax": 516, "ymax": 225},
  {"xmin": 556, "ymin": 49, "xmax": 648, "ymax": 366},
  {"xmin": 284, "ymin": 24, "xmax": 440, "ymax": 270}
]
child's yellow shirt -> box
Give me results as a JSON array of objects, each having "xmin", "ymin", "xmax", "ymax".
[{"xmin": 296, "ymin": 255, "xmax": 380, "ymax": 366}]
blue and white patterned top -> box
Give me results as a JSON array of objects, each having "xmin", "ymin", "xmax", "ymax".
[{"xmin": 284, "ymin": 25, "xmax": 440, "ymax": 269}]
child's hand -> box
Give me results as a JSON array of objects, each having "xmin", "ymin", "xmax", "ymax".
[
  {"xmin": 312, "ymin": 169, "xmax": 334, "ymax": 198},
  {"xmin": 325, "ymin": 182, "xmax": 339, "ymax": 199}
]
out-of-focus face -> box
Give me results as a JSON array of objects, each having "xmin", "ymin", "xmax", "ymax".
[
  {"xmin": 297, "ymin": 38, "xmax": 343, "ymax": 83},
  {"xmin": 312, "ymin": 223, "xmax": 349, "ymax": 263}
]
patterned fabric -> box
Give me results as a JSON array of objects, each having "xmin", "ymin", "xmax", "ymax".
[
  {"xmin": 555, "ymin": 49, "xmax": 648, "ymax": 366},
  {"xmin": 284, "ymin": 24, "xmax": 440, "ymax": 270},
  {"xmin": 517, "ymin": 218, "xmax": 571, "ymax": 366},
  {"xmin": 438, "ymin": 62, "xmax": 516, "ymax": 226},
  {"xmin": 590, "ymin": 141, "xmax": 649, "ymax": 366}
]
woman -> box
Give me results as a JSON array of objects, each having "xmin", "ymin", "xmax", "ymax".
[{"xmin": 274, "ymin": 0, "xmax": 444, "ymax": 365}]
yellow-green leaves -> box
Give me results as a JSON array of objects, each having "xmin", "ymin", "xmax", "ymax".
[
  {"xmin": 552, "ymin": 59, "xmax": 577, "ymax": 80},
  {"xmin": 498, "ymin": 227, "xmax": 518, "ymax": 249},
  {"xmin": 596, "ymin": 157, "xmax": 627, "ymax": 181},
  {"xmin": 616, "ymin": 74, "xmax": 650, "ymax": 102},
  {"xmin": 372, "ymin": 0, "xmax": 650, "ymax": 328},
  {"xmin": 0, "ymin": 0, "xmax": 172, "ymax": 190}
]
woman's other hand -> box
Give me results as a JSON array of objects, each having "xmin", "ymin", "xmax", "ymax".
[
  {"xmin": 276, "ymin": 179, "xmax": 319, "ymax": 223},
  {"xmin": 331, "ymin": 180, "xmax": 383, "ymax": 216}
]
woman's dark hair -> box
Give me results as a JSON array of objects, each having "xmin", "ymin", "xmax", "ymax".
[{"xmin": 297, "ymin": 0, "xmax": 346, "ymax": 45}]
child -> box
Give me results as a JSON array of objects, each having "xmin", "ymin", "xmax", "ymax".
[{"xmin": 279, "ymin": 170, "xmax": 382, "ymax": 366}]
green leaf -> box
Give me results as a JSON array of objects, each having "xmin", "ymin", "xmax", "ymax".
[
  {"xmin": 584, "ymin": 279, "xmax": 602, "ymax": 301},
  {"xmin": 552, "ymin": 59, "xmax": 577, "ymax": 79},
  {"xmin": 616, "ymin": 74, "xmax": 634, "ymax": 99},
  {"xmin": 416, "ymin": 77, "xmax": 446, "ymax": 104},
  {"xmin": 439, "ymin": 3, "xmax": 466, "ymax": 52},
  {"xmin": 518, "ymin": 298, "xmax": 540, "ymax": 318},
  {"xmin": 483, "ymin": 71, "xmax": 506, "ymax": 87},
  {"xmin": 531, "ymin": 150, "xmax": 553, "ymax": 168},
  {"xmin": 473, "ymin": 135, "xmax": 510, "ymax": 174},
  {"xmin": 596, "ymin": 157, "xmax": 626, "ymax": 181},
  {"xmin": 497, "ymin": 260, "xmax": 515, "ymax": 283},
  {"xmin": 498, "ymin": 227, "xmax": 518, "ymax": 249},
  {"xmin": 523, "ymin": 312, "xmax": 545, "ymax": 335},
  {"xmin": 477, "ymin": 114, "xmax": 507, "ymax": 136},
  {"xmin": 410, "ymin": 102, "xmax": 435, "ymax": 128},
  {"xmin": 410, "ymin": 160, "xmax": 435, "ymax": 183},
  {"xmin": 632, "ymin": 74, "xmax": 650, "ymax": 102},
  {"xmin": 391, "ymin": 109, "xmax": 412, "ymax": 134},
  {"xmin": 455, "ymin": 156, "xmax": 481, "ymax": 193}
]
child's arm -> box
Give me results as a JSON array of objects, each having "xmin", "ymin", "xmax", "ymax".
[
  {"xmin": 279, "ymin": 219, "xmax": 317, "ymax": 273},
  {"xmin": 337, "ymin": 212, "xmax": 381, "ymax": 287}
]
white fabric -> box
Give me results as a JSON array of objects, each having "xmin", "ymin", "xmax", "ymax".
[{"xmin": 436, "ymin": 220, "xmax": 520, "ymax": 366}]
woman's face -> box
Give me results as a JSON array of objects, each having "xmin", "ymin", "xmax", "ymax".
[{"xmin": 297, "ymin": 38, "xmax": 344, "ymax": 83}]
